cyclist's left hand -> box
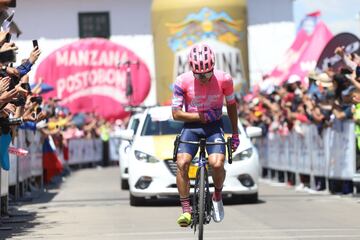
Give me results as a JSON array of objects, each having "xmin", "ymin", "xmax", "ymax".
[
  {"xmin": 199, "ymin": 109, "xmax": 222, "ymax": 123},
  {"xmin": 231, "ymin": 133, "xmax": 240, "ymax": 152}
]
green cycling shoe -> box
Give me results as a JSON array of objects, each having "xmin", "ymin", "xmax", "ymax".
[{"xmin": 177, "ymin": 212, "xmax": 192, "ymax": 227}]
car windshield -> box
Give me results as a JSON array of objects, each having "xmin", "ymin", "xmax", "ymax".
[
  {"xmin": 141, "ymin": 114, "xmax": 184, "ymax": 136},
  {"xmin": 141, "ymin": 113, "xmax": 235, "ymax": 136}
]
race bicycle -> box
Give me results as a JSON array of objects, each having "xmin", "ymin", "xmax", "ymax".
[{"xmin": 173, "ymin": 135, "xmax": 232, "ymax": 240}]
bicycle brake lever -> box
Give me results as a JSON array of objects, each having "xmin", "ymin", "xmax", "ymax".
[
  {"xmin": 173, "ymin": 135, "xmax": 180, "ymax": 162},
  {"xmin": 227, "ymin": 137, "xmax": 232, "ymax": 164}
]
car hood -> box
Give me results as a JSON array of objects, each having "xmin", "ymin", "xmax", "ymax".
[
  {"xmin": 133, "ymin": 135, "xmax": 178, "ymax": 160},
  {"xmin": 132, "ymin": 133, "xmax": 254, "ymax": 160}
]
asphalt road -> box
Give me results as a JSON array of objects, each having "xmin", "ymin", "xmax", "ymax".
[{"xmin": 3, "ymin": 166, "xmax": 360, "ymax": 240}]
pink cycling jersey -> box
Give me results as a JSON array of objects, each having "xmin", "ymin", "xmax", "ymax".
[{"xmin": 172, "ymin": 70, "xmax": 236, "ymax": 113}]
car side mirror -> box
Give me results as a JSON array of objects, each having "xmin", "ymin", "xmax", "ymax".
[
  {"xmin": 246, "ymin": 126, "xmax": 262, "ymax": 138},
  {"xmin": 119, "ymin": 129, "xmax": 134, "ymax": 141}
]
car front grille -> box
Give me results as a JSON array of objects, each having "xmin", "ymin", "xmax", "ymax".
[
  {"xmin": 164, "ymin": 159, "xmax": 213, "ymax": 177},
  {"xmin": 164, "ymin": 159, "xmax": 177, "ymax": 176}
]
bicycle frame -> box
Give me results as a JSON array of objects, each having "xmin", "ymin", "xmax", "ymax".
[
  {"xmin": 198, "ymin": 138, "xmax": 207, "ymax": 168},
  {"xmin": 192, "ymin": 138, "xmax": 211, "ymax": 238}
]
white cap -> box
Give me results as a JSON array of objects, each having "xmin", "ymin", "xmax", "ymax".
[
  {"xmin": 287, "ymin": 74, "xmax": 301, "ymax": 84},
  {"xmin": 260, "ymin": 79, "xmax": 275, "ymax": 95}
]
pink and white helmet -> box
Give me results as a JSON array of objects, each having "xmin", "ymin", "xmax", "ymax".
[{"xmin": 188, "ymin": 43, "xmax": 215, "ymax": 73}]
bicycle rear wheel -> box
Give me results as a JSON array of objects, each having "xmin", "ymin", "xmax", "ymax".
[{"xmin": 198, "ymin": 166, "xmax": 205, "ymax": 240}]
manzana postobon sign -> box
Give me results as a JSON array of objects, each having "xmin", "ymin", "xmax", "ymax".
[{"xmin": 35, "ymin": 38, "xmax": 151, "ymax": 120}]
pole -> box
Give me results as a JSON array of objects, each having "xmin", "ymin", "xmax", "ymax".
[{"xmin": 118, "ymin": 60, "xmax": 139, "ymax": 106}]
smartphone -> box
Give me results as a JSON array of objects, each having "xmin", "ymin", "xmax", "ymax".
[
  {"xmin": 30, "ymin": 96, "xmax": 43, "ymax": 105},
  {"xmin": 8, "ymin": 0, "xmax": 16, "ymax": 7},
  {"xmin": 32, "ymin": 106, "xmax": 42, "ymax": 119},
  {"xmin": 7, "ymin": 76, "xmax": 20, "ymax": 91},
  {"xmin": 32, "ymin": 40, "xmax": 38, "ymax": 49},
  {"xmin": 5, "ymin": 33, "xmax": 11, "ymax": 43},
  {"xmin": 0, "ymin": 49, "xmax": 16, "ymax": 63},
  {"xmin": 356, "ymin": 66, "xmax": 360, "ymax": 79}
]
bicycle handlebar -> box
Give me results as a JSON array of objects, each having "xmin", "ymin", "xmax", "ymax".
[
  {"xmin": 173, "ymin": 135, "xmax": 233, "ymax": 164},
  {"xmin": 178, "ymin": 140, "xmax": 226, "ymax": 145}
]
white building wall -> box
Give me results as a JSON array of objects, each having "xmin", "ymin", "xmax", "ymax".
[{"xmin": 15, "ymin": 0, "xmax": 152, "ymax": 40}]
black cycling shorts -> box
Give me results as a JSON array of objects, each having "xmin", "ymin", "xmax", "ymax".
[{"xmin": 178, "ymin": 120, "xmax": 225, "ymax": 158}]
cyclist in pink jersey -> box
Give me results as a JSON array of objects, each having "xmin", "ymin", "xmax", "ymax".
[{"xmin": 172, "ymin": 43, "xmax": 240, "ymax": 227}]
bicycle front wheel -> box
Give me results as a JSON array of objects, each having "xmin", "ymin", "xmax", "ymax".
[{"xmin": 198, "ymin": 166, "xmax": 205, "ymax": 240}]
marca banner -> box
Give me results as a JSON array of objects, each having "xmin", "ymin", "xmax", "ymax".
[
  {"xmin": 35, "ymin": 38, "xmax": 151, "ymax": 120},
  {"xmin": 316, "ymin": 32, "xmax": 360, "ymax": 72},
  {"xmin": 152, "ymin": 0, "xmax": 248, "ymax": 104}
]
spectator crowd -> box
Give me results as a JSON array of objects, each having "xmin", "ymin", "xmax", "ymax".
[{"xmin": 238, "ymin": 46, "xmax": 360, "ymax": 142}]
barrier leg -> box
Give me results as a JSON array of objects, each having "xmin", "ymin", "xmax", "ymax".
[
  {"xmin": 19, "ymin": 181, "xmax": 23, "ymax": 199},
  {"xmin": 1, "ymin": 196, "xmax": 8, "ymax": 217},
  {"xmin": 39, "ymin": 175, "xmax": 44, "ymax": 192},
  {"xmin": 325, "ymin": 174, "xmax": 329, "ymax": 192},
  {"xmin": 353, "ymin": 182, "xmax": 358, "ymax": 195},
  {"xmin": 310, "ymin": 174, "xmax": 316, "ymax": 190},
  {"xmin": 271, "ymin": 169, "xmax": 279, "ymax": 180},
  {"xmin": 284, "ymin": 171, "xmax": 289, "ymax": 185},
  {"xmin": 295, "ymin": 172, "xmax": 301, "ymax": 186},
  {"xmin": 15, "ymin": 157, "xmax": 19, "ymax": 201},
  {"xmin": 278, "ymin": 171, "xmax": 284, "ymax": 183}
]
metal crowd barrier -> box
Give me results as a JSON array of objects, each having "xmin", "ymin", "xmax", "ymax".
[
  {"xmin": 0, "ymin": 130, "xmax": 107, "ymax": 217},
  {"xmin": 256, "ymin": 120, "xmax": 359, "ymax": 193},
  {"xmin": 0, "ymin": 129, "xmax": 44, "ymax": 217},
  {"xmin": 68, "ymin": 138, "xmax": 103, "ymax": 166},
  {"xmin": 109, "ymin": 137, "xmax": 121, "ymax": 162}
]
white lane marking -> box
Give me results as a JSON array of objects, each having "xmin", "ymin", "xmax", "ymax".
[
  {"xmin": 200, "ymin": 235, "xmax": 360, "ymax": 240},
  {"xmin": 104, "ymin": 234, "xmax": 360, "ymax": 240},
  {"xmin": 109, "ymin": 228, "xmax": 360, "ymax": 236}
]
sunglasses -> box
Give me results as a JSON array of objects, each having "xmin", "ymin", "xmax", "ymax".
[{"xmin": 193, "ymin": 71, "xmax": 213, "ymax": 80}]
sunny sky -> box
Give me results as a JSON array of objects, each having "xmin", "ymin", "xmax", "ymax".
[{"xmin": 293, "ymin": 0, "xmax": 360, "ymax": 36}]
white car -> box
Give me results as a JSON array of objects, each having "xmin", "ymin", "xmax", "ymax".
[
  {"xmin": 119, "ymin": 112, "xmax": 142, "ymax": 190},
  {"xmin": 126, "ymin": 106, "xmax": 262, "ymax": 206}
]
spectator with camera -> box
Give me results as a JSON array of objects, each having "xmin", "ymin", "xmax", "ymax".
[{"xmin": 0, "ymin": 21, "xmax": 46, "ymax": 170}]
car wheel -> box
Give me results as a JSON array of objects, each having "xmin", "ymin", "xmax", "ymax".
[
  {"xmin": 130, "ymin": 193, "xmax": 145, "ymax": 206},
  {"xmin": 121, "ymin": 179, "xmax": 129, "ymax": 190},
  {"xmin": 232, "ymin": 193, "xmax": 258, "ymax": 204}
]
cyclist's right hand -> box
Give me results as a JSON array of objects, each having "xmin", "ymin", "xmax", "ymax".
[{"xmin": 199, "ymin": 109, "xmax": 222, "ymax": 123}]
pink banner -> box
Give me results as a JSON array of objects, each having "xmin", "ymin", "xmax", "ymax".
[
  {"xmin": 268, "ymin": 20, "xmax": 332, "ymax": 86},
  {"xmin": 35, "ymin": 38, "xmax": 151, "ymax": 120}
]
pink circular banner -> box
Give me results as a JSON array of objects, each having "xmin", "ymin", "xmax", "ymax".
[{"xmin": 35, "ymin": 38, "xmax": 151, "ymax": 120}]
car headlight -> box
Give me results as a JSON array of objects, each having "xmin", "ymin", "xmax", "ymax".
[
  {"xmin": 134, "ymin": 150, "xmax": 160, "ymax": 163},
  {"xmin": 233, "ymin": 148, "xmax": 253, "ymax": 161}
]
